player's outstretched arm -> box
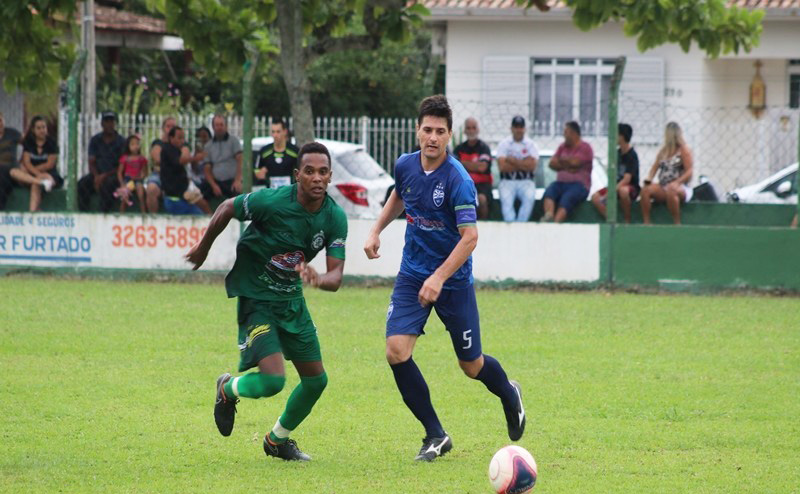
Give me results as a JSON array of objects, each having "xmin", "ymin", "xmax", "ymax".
[
  {"xmin": 364, "ymin": 188, "xmax": 404, "ymax": 259},
  {"xmin": 295, "ymin": 257, "xmax": 345, "ymax": 292},
  {"xmin": 185, "ymin": 198, "xmax": 235, "ymax": 270}
]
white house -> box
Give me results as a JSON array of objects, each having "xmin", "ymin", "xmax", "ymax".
[{"xmin": 424, "ymin": 0, "xmax": 800, "ymax": 192}]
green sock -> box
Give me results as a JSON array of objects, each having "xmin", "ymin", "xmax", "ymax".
[
  {"xmin": 224, "ymin": 373, "xmax": 285, "ymax": 399},
  {"xmin": 270, "ymin": 372, "xmax": 328, "ymax": 442}
]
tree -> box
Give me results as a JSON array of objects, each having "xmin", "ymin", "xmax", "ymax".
[
  {"xmin": 148, "ymin": 0, "xmax": 429, "ymax": 145},
  {"xmin": 0, "ymin": 1, "xmax": 76, "ymax": 94},
  {"xmin": 519, "ymin": 0, "xmax": 763, "ymax": 57}
]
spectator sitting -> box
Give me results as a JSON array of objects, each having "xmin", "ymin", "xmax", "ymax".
[
  {"xmin": 0, "ymin": 112, "xmax": 23, "ymax": 210},
  {"xmin": 10, "ymin": 116, "xmax": 61, "ymax": 211},
  {"xmin": 640, "ymin": 122, "xmax": 694, "ymax": 225},
  {"xmin": 591, "ymin": 123, "xmax": 640, "ymax": 223},
  {"xmin": 497, "ymin": 115, "xmax": 539, "ymax": 222},
  {"xmin": 78, "ymin": 111, "xmax": 125, "ymax": 212},
  {"xmin": 161, "ymin": 126, "xmax": 211, "ymax": 215},
  {"xmin": 145, "ymin": 116, "xmax": 176, "ymax": 213},
  {"xmin": 255, "ymin": 118, "xmax": 298, "ymax": 189},
  {"xmin": 454, "ymin": 117, "xmax": 494, "ymax": 220},
  {"xmin": 189, "ymin": 126, "xmax": 211, "ymax": 186},
  {"xmin": 542, "ymin": 121, "xmax": 593, "ymax": 223},
  {"xmin": 114, "ymin": 135, "xmax": 148, "ymax": 213},
  {"xmin": 201, "ymin": 114, "xmax": 242, "ymax": 199}
]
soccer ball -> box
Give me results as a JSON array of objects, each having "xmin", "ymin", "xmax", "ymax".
[{"xmin": 488, "ymin": 445, "xmax": 538, "ymax": 494}]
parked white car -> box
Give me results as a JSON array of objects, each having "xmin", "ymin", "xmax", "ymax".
[
  {"xmin": 491, "ymin": 150, "xmax": 608, "ymax": 201},
  {"xmin": 726, "ymin": 163, "xmax": 798, "ymax": 204},
  {"xmin": 249, "ymin": 137, "xmax": 394, "ymax": 219}
]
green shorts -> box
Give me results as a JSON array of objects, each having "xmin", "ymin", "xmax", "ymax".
[{"xmin": 237, "ymin": 296, "xmax": 321, "ymax": 371}]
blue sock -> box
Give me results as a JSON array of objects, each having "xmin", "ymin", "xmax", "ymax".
[
  {"xmin": 390, "ymin": 357, "xmax": 445, "ymax": 438},
  {"xmin": 476, "ymin": 354, "xmax": 517, "ymax": 409}
]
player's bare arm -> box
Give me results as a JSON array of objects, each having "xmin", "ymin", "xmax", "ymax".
[
  {"xmin": 364, "ymin": 188, "xmax": 404, "ymax": 259},
  {"xmin": 185, "ymin": 198, "xmax": 234, "ymax": 269},
  {"xmin": 418, "ymin": 225, "xmax": 478, "ymax": 307},
  {"xmin": 295, "ymin": 257, "xmax": 345, "ymax": 292}
]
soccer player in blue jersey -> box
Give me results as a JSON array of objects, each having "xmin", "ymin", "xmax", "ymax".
[{"xmin": 364, "ymin": 95, "xmax": 525, "ymax": 462}]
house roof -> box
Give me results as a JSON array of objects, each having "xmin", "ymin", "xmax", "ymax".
[{"xmin": 94, "ymin": 5, "xmax": 168, "ymax": 34}]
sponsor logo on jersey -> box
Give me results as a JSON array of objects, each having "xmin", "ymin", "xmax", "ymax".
[
  {"xmin": 311, "ymin": 230, "xmax": 325, "ymax": 250},
  {"xmin": 405, "ymin": 214, "xmax": 446, "ymax": 231},
  {"xmin": 267, "ymin": 250, "xmax": 305, "ymax": 280},
  {"xmin": 432, "ymin": 181, "xmax": 445, "ymax": 208},
  {"xmin": 328, "ymin": 237, "xmax": 346, "ymax": 249}
]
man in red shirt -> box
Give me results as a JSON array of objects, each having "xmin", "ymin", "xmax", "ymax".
[{"xmin": 453, "ymin": 118, "xmax": 493, "ymax": 219}]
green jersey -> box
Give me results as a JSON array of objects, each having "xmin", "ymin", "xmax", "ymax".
[{"xmin": 225, "ymin": 184, "xmax": 347, "ymax": 301}]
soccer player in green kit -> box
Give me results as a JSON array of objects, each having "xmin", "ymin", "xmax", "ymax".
[{"xmin": 185, "ymin": 142, "xmax": 347, "ymax": 461}]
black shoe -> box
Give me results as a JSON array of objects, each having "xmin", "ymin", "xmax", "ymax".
[
  {"xmin": 505, "ymin": 380, "xmax": 526, "ymax": 441},
  {"xmin": 214, "ymin": 373, "xmax": 239, "ymax": 437},
  {"xmin": 263, "ymin": 437, "xmax": 312, "ymax": 461},
  {"xmin": 414, "ymin": 434, "xmax": 452, "ymax": 462}
]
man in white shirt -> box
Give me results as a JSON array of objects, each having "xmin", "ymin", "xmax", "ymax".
[{"xmin": 496, "ymin": 116, "xmax": 539, "ymax": 222}]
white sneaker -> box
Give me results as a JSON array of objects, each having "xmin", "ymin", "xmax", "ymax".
[{"xmin": 41, "ymin": 178, "xmax": 54, "ymax": 192}]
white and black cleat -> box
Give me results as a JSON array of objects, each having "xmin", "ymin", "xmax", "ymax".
[
  {"xmin": 414, "ymin": 434, "xmax": 453, "ymax": 462},
  {"xmin": 505, "ymin": 380, "xmax": 526, "ymax": 441}
]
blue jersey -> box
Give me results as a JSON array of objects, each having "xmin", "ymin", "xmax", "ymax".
[{"xmin": 394, "ymin": 151, "xmax": 478, "ymax": 289}]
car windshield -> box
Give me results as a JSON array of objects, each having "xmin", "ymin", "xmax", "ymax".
[{"xmin": 336, "ymin": 149, "xmax": 388, "ymax": 180}]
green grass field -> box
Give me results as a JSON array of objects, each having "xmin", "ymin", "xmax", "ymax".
[{"xmin": 1, "ymin": 278, "xmax": 798, "ymax": 493}]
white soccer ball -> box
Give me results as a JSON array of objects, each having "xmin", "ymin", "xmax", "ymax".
[{"xmin": 488, "ymin": 445, "xmax": 538, "ymax": 494}]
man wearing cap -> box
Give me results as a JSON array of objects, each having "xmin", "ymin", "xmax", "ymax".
[
  {"xmin": 496, "ymin": 116, "xmax": 539, "ymax": 222},
  {"xmin": 78, "ymin": 111, "xmax": 126, "ymax": 212}
]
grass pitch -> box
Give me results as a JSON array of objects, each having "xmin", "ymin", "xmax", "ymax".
[{"xmin": 1, "ymin": 278, "xmax": 798, "ymax": 493}]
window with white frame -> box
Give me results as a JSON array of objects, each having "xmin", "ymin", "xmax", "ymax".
[
  {"xmin": 790, "ymin": 60, "xmax": 800, "ymax": 109},
  {"xmin": 530, "ymin": 58, "xmax": 615, "ymax": 136}
]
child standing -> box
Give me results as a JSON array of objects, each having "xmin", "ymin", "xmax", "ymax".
[{"xmin": 115, "ymin": 135, "xmax": 148, "ymax": 213}]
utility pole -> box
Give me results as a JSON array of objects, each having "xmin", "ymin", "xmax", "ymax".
[{"xmin": 81, "ymin": 1, "xmax": 96, "ymax": 122}]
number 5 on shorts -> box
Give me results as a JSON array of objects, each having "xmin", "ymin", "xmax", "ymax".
[{"xmin": 462, "ymin": 329, "xmax": 473, "ymax": 350}]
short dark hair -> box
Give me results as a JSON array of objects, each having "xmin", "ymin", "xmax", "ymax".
[
  {"xmin": 168, "ymin": 125, "xmax": 183, "ymax": 138},
  {"xmin": 565, "ymin": 121, "xmax": 581, "ymax": 136},
  {"xmin": 297, "ymin": 142, "xmax": 331, "ymax": 169},
  {"xmin": 417, "ymin": 94, "xmax": 452, "ymax": 131},
  {"xmin": 618, "ymin": 123, "xmax": 633, "ymax": 143},
  {"xmin": 271, "ymin": 118, "xmax": 289, "ymax": 131}
]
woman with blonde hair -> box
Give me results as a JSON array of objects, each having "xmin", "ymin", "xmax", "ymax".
[{"xmin": 640, "ymin": 121, "xmax": 694, "ymax": 224}]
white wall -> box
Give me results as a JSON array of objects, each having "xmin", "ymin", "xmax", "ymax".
[
  {"xmin": 308, "ymin": 219, "xmax": 600, "ymax": 283},
  {"xmin": 0, "ymin": 214, "xmax": 601, "ymax": 283}
]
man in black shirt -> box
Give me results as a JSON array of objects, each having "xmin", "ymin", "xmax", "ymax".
[
  {"xmin": 161, "ymin": 126, "xmax": 210, "ymax": 215},
  {"xmin": 254, "ymin": 119, "xmax": 298, "ymax": 189},
  {"xmin": 591, "ymin": 123, "xmax": 640, "ymax": 223},
  {"xmin": 78, "ymin": 111, "xmax": 126, "ymax": 212},
  {"xmin": 453, "ymin": 117, "xmax": 493, "ymax": 219},
  {"xmin": 0, "ymin": 112, "xmax": 22, "ymax": 210}
]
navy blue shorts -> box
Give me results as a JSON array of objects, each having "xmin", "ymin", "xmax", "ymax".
[
  {"xmin": 543, "ymin": 181, "xmax": 589, "ymax": 213},
  {"xmin": 385, "ymin": 273, "xmax": 482, "ymax": 361}
]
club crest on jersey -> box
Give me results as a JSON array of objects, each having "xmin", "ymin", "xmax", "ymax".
[
  {"xmin": 432, "ymin": 181, "xmax": 445, "ymax": 208},
  {"xmin": 311, "ymin": 230, "xmax": 325, "ymax": 250}
]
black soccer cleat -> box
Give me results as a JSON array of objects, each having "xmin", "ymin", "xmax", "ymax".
[
  {"xmin": 505, "ymin": 380, "xmax": 526, "ymax": 441},
  {"xmin": 263, "ymin": 437, "xmax": 312, "ymax": 461},
  {"xmin": 214, "ymin": 373, "xmax": 239, "ymax": 437},
  {"xmin": 414, "ymin": 434, "xmax": 453, "ymax": 462}
]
